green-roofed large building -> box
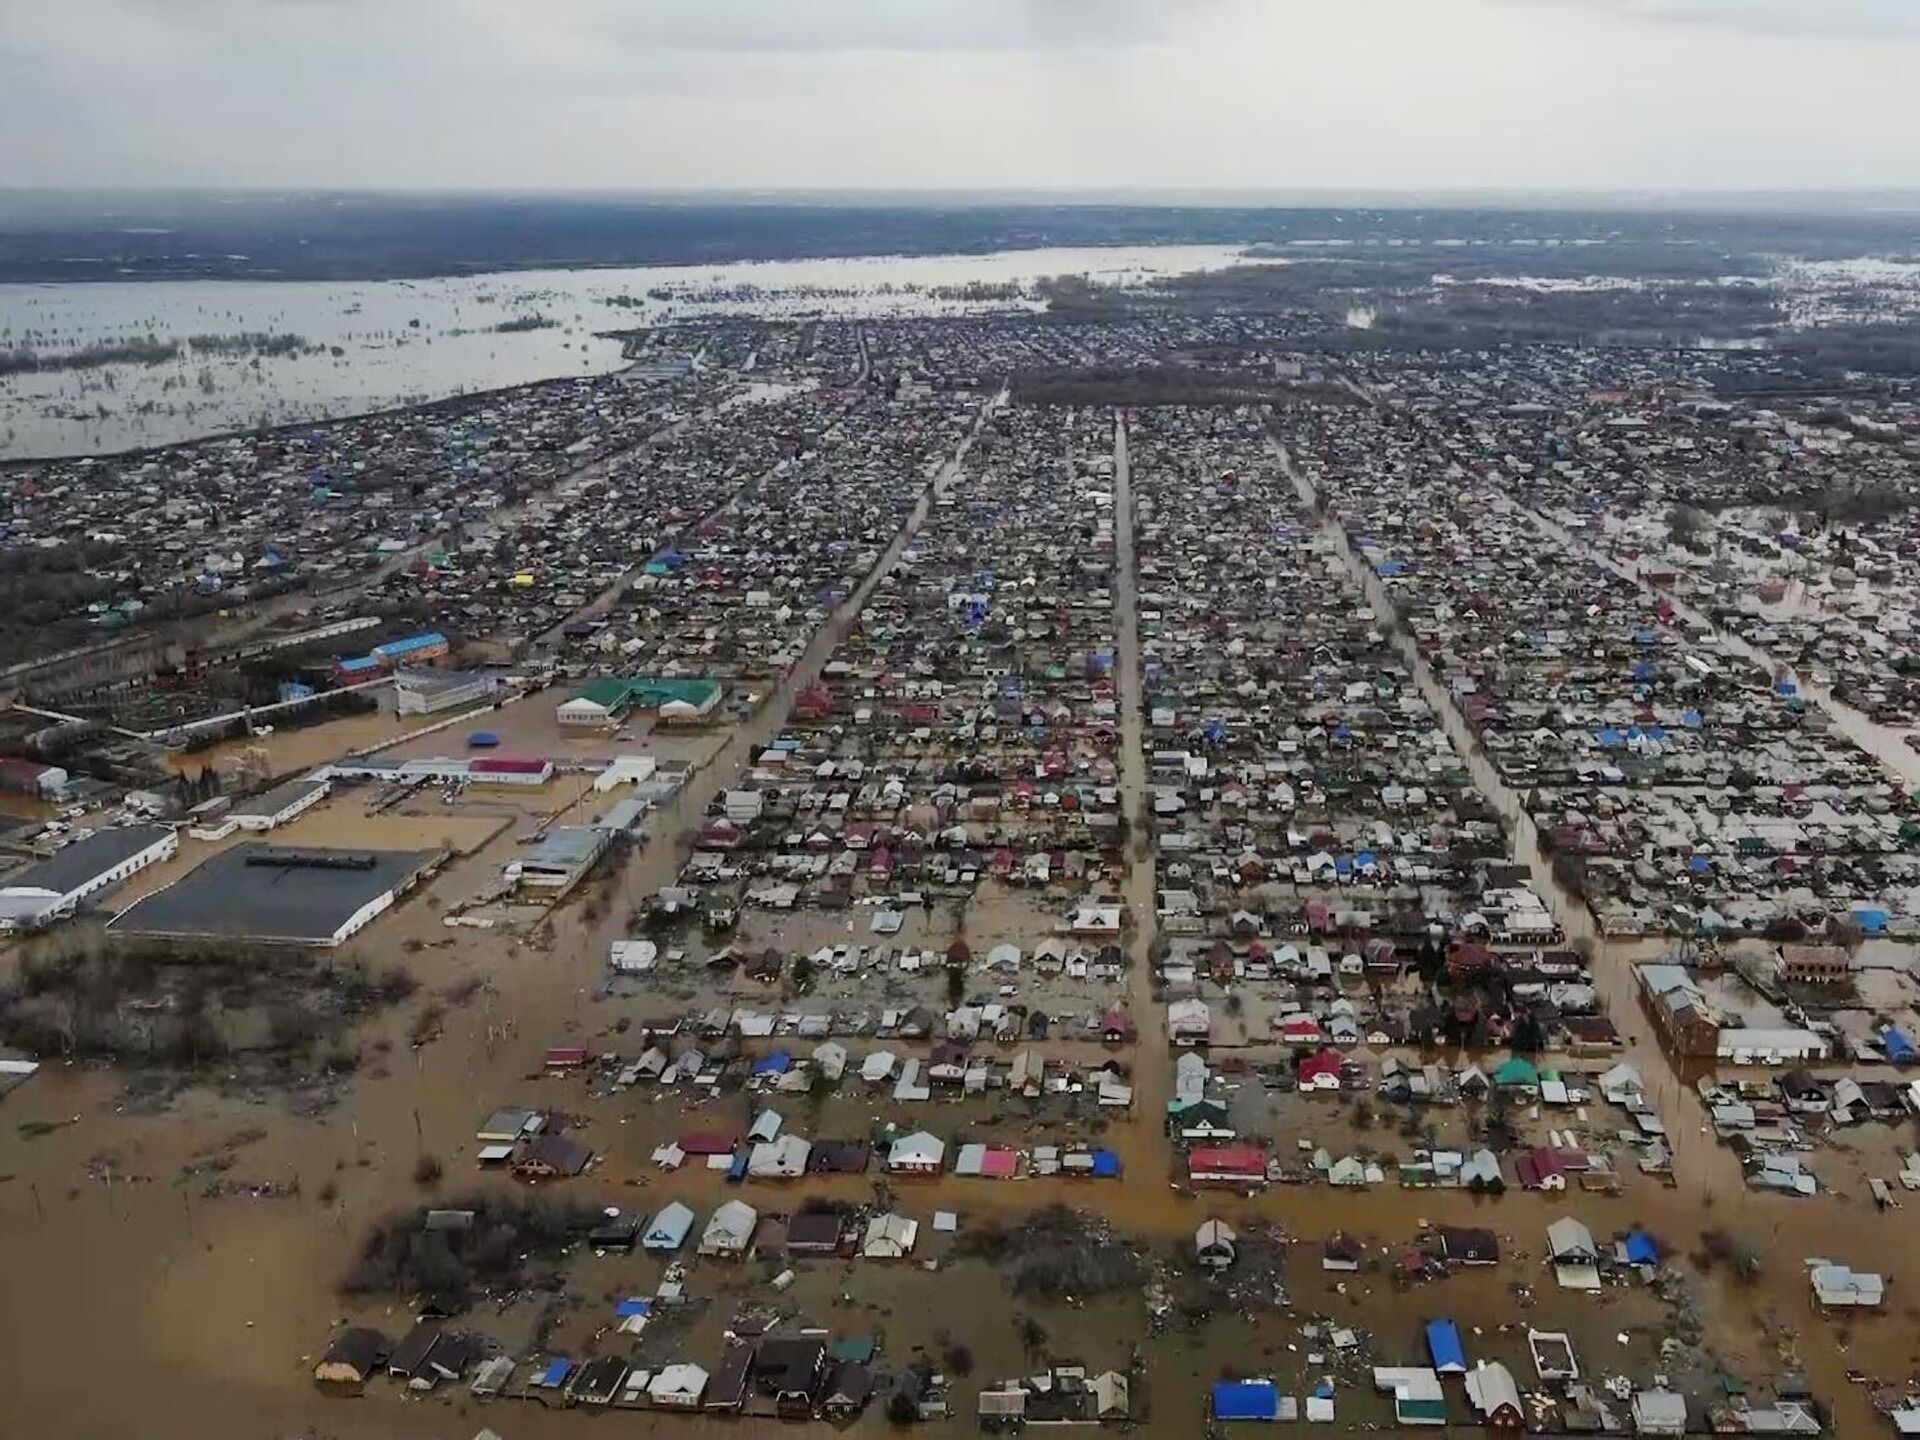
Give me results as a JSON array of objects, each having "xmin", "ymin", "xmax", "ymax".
[{"xmin": 558, "ymin": 677, "xmax": 724, "ymax": 728}]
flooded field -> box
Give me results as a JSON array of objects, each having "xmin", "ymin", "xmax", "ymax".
[{"xmin": 0, "ymin": 244, "xmax": 1249, "ymax": 457}]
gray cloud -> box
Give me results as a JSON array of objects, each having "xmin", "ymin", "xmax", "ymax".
[
  {"xmin": 1, "ymin": 0, "xmax": 1916, "ymax": 190},
  {"xmin": 1508, "ymin": 0, "xmax": 1920, "ymax": 38}
]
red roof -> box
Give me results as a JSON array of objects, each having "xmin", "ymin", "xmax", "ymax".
[
  {"xmin": 472, "ymin": 756, "xmax": 549, "ymax": 775},
  {"xmin": 679, "ymin": 1131, "xmax": 736, "ymax": 1155},
  {"xmin": 1298, "ymin": 1049, "xmax": 1342, "ymax": 1081},
  {"xmin": 980, "ymin": 1147, "xmax": 1020, "ymax": 1178},
  {"xmin": 1188, "ymin": 1145, "xmax": 1266, "ymax": 1177},
  {"xmin": 544, "ymin": 1046, "xmax": 588, "ymax": 1067}
]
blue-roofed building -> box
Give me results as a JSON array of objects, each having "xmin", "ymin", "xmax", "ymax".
[
  {"xmin": 1621, "ymin": 1231, "xmax": 1659, "ymax": 1266},
  {"xmin": 1425, "ymin": 1318, "xmax": 1466, "ymax": 1374},
  {"xmin": 1212, "ymin": 1379, "xmax": 1279, "ymax": 1422},
  {"xmin": 1880, "ymin": 1026, "xmax": 1915, "ymax": 1065},
  {"xmin": 753, "ymin": 1050, "xmax": 793, "ymax": 1076},
  {"xmin": 1089, "ymin": 1149, "xmax": 1121, "ymax": 1178},
  {"xmin": 372, "ymin": 631, "xmax": 450, "ymax": 665},
  {"xmin": 334, "ymin": 654, "xmax": 383, "ymax": 681}
]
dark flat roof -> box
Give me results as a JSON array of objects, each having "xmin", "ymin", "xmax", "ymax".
[
  {"xmin": 1, "ymin": 824, "xmax": 173, "ymax": 898},
  {"xmin": 110, "ymin": 842, "xmax": 433, "ymax": 945}
]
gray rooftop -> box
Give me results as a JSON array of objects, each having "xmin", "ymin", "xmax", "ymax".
[
  {"xmin": 0, "ymin": 825, "xmax": 174, "ymax": 899},
  {"xmin": 229, "ymin": 777, "xmax": 328, "ymax": 823},
  {"xmin": 110, "ymin": 842, "xmax": 434, "ymax": 945}
]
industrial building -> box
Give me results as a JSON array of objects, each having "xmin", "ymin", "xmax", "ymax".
[
  {"xmin": 504, "ymin": 827, "xmax": 611, "ymax": 890},
  {"xmin": 318, "ymin": 756, "xmax": 553, "ymax": 787},
  {"xmin": 394, "ymin": 668, "xmax": 504, "ymax": 715},
  {"xmin": 556, "ymin": 676, "xmax": 724, "ymax": 728},
  {"xmin": 109, "ymin": 843, "xmax": 436, "ymax": 947},
  {"xmin": 0, "ymin": 824, "xmax": 179, "ymax": 932},
  {"xmin": 228, "ymin": 777, "xmax": 330, "ymax": 832},
  {"xmin": 333, "ymin": 631, "xmax": 451, "ymax": 682},
  {"xmin": 0, "ymin": 758, "xmax": 69, "ymax": 800}
]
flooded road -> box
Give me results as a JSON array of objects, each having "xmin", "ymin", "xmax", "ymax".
[
  {"xmin": 7, "ymin": 400, "xmax": 1920, "ymax": 1439},
  {"xmin": 1265, "ymin": 417, "xmax": 1920, "ymax": 1436},
  {"xmin": 1522, "ymin": 502, "xmax": 1920, "ymax": 789},
  {"xmin": 1112, "ymin": 411, "xmax": 1172, "ymax": 1177}
]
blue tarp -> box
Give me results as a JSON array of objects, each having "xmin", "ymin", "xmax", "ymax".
[
  {"xmin": 468, "ymin": 731, "xmax": 500, "ymax": 747},
  {"xmin": 1425, "ymin": 1318, "xmax": 1466, "ymax": 1374},
  {"xmin": 1854, "ymin": 907, "xmax": 1891, "ymax": 935},
  {"xmin": 752, "ymin": 1050, "xmax": 791, "ymax": 1075},
  {"xmin": 1212, "ymin": 1380, "xmax": 1279, "ymax": 1421},
  {"xmin": 1622, "ymin": 1231, "xmax": 1659, "ymax": 1265},
  {"xmin": 1680, "ymin": 709, "xmax": 1704, "ymax": 728},
  {"xmin": 1090, "ymin": 1149, "xmax": 1121, "ymax": 1178},
  {"xmin": 1881, "ymin": 1027, "xmax": 1915, "ymax": 1063},
  {"xmin": 1774, "ymin": 680, "xmax": 1798, "ymax": 695},
  {"xmin": 1631, "ymin": 660, "xmax": 1655, "ymax": 679},
  {"xmin": 1688, "ymin": 856, "xmax": 1712, "ymax": 873},
  {"xmin": 1633, "ymin": 628, "xmax": 1658, "ymax": 646},
  {"xmin": 538, "ymin": 1358, "xmax": 572, "ymax": 1387},
  {"xmin": 614, "ymin": 1297, "xmax": 652, "ymax": 1317},
  {"xmin": 1594, "ymin": 728, "xmax": 1624, "ymax": 746}
]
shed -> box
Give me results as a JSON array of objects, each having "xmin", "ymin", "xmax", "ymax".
[
  {"xmin": 314, "ymin": 1327, "xmax": 390, "ymax": 1389},
  {"xmin": 1631, "ymin": 1387, "xmax": 1688, "ymax": 1436}
]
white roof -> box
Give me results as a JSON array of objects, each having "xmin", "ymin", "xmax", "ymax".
[
  {"xmin": 1546, "ymin": 1216, "xmax": 1597, "ymax": 1259},
  {"xmin": 647, "ymin": 1363, "xmax": 708, "ymax": 1400},
  {"xmin": 1465, "ymin": 1361, "xmax": 1521, "ymax": 1417},
  {"xmin": 888, "ymin": 1131, "xmax": 945, "ymax": 1166},
  {"xmin": 700, "ymin": 1199, "xmax": 758, "ymax": 1252},
  {"xmin": 862, "ymin": 1213, "xmax": 919, "ymax": 1255}
]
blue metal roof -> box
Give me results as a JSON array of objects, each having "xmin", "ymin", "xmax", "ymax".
[
  {"xmin": 372, "ymin": 631, "xmax": 448, "ymax": 658},
  {"xmin": 1425, "ymin": 1317, "xmax": 1466, "ymax": 1373},
  {"xmin": 1212, "ymin": 1380, "xmax": 1279, "ymax": 1421}
]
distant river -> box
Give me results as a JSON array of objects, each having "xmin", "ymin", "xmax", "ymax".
[{"xmin": 0, "ymin": 244, "xmax": 1250, "ymax": 458}]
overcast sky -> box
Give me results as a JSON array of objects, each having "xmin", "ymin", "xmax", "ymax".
[{"xmin": 3, "ymin": 0, "xmax": 1918, "ymax": 192}]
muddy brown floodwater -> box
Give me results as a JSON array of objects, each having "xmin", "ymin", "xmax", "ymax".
[{"xmin": 3, "ymin": 402, "xmax": 1919, "ymax": 1439}]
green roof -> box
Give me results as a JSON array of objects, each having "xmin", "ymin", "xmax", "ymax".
[
  {"xmin": 568, "ymin": 677, "xmax": 723, "ymax": 712},
  {"xmin": 1493, "ymin": 1056, "xmax": 1539, "ymax": 1087}
]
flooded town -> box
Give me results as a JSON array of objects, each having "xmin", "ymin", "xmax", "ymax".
[{"xmin": 4, "ymin": 216, "xmax": 1920, "ymax": 1440}]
